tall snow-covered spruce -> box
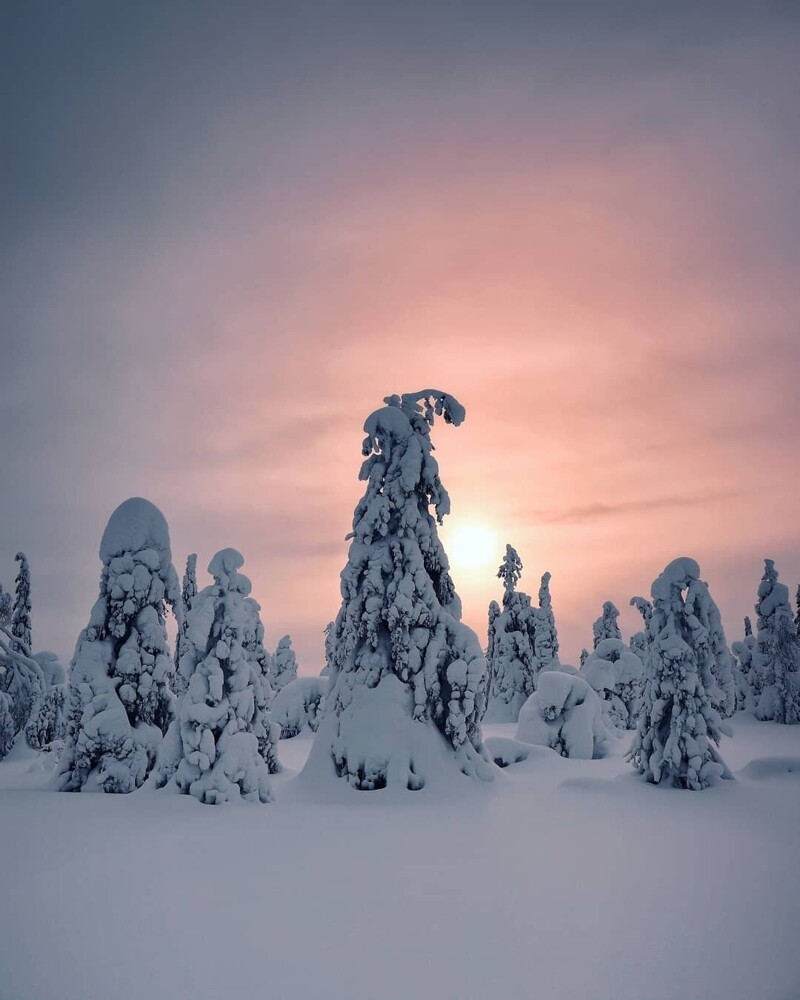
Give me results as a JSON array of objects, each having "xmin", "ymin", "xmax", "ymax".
[
  {"xmin": 58, "ymin": 498, "xmax": 180, "ymax": 792},
  {"xmin": 628, "ymin": 558, "xmax": 731, "ymax": 790},
  {"xmin": 155, "ymin": 548, "xmax": 276, "ymax": 804},
  {"xmin": 11, "ymin": 552, "xmax": 32, "ymax": 654},
  {"xmin": 302, "ymin": 391, "xmax": 493, "ymax": 791},
  {"xmin": 749, "ymin": 559, "xmax": 800, "ymax": 724}
]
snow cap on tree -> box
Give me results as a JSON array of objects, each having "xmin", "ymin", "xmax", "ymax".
[
  {"xmin": 302, "ymin": 390, "xmax": 492, "ymax": 791},
  {"xmin": 155, "ymin": 548, "xmax": 276, "ymax": 804},
  {"xmin": 11, "ymin": 552, "xmax": 32, "ymax": 654},
  {"xmin": 627, "ymin": 557, "xmax": 731, "ymax": 789},
  {"xmin": 58, "ymin": 498, "xmax": 180, "ymax": 792},
  {"xmin": 593, "ymin": 601, "xmax": 621, "ymax": 649}
]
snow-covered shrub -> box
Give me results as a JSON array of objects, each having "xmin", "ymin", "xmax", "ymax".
[
  {"xmin": 26, "ymin": 686, "xmax": 67, "ymax": 749},
  {"xmin": 515, "ymin": 671, "xmax": 608, "ymax": 760},
  {"xmin": 58, "ymin": 498, "xmax": 180, "ymax": 793},
  {"xmin": 302, "ymin": 390, "xmax": 493, "ymax": 791},
  {"xmin": 627, "ymin": 557, "xmax": 732, "ymax": 790},
  {"xmin": 581, "ymin": 637, "xmax": 643, "ymax": 731},
  {"xmin": 749, "ymin": 560, "xmax": 800, "ymax": 724},
  {"xmin": 271, "ymin": 635, "xmax": 298, "ymax": 693},
  {"xmin": 273, "ymin": 677, "xmax": 329, "ymax": 738},
  {"xmin": 155, "ymin": 548, "xmax": 275, "ymax": 804},
  {"xmin": 593, "ymin": 601, "xmax": 621, "ymax": 648},
  {"xmin": 173, "ymin": 554, "xmax": 198, "ymax": 695}
]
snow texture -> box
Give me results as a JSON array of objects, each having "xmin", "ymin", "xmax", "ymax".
[
  {"xmin": 154, "ymin": 548, "xmax": 275, "ymax": 804},
  {"xmin": 627, "ymin": 557, "xmax": 732, "ymax": 789},
  {"xmin": 271, "ymin": 634, "xmax": 298, "ymax": 693},
  {"xmin": 272, "ymin": 677, "xmax": 329, "ymax": 738},
  {"xmin": 515, "ymin": 670, "xmax": 608, "ymax": 759},
  {"xmin": 302, "ymin": 391, "xmax": 493, "ymax": 791},
  {"xmin": 749, "ymin": 559, "xmax": 800, "ymax": 724},
  {"xmin": 58, "ymin": 498, "xmax": 180, "ymax": 792}
]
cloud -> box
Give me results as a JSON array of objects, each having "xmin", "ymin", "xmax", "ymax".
[{"xmin": 534, "ymin": 491, "xmax": 742, "ymax": 526}]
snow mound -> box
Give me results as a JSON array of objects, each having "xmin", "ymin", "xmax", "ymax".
[
  {"xmin": 739, "ymin": 756, "xmax": 800, "ymax": 781},
  {"xmin": 484, "ymin": 736, "xmax": 530, "ymax": 769},
  {"xmin": 515, "ymin": 672, "xmax": 608, "ymax": 759},
  {"xmin": 273, "ymin": 677, "xmax": 328, "ymax": 738}
]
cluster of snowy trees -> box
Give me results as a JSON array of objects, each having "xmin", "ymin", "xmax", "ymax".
[
  {"xmin": 0, "ymin": 554, "xmax": 67, "ymax": 758},
  {"xmin": 3, "ymin": 389, "xmax": 800, "ymax": 799}
]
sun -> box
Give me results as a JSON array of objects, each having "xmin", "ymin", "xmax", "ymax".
[{"xmin": 445, "ymin": 520, "xmax": 500, "ymax": 576}]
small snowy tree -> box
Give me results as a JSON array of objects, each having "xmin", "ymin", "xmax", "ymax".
[
  {"xmin": 302, "ymin": 391, "xmax": 493, "ymax": 791},
  {"xmin": 271, "ymin": 635, "xmax": 298, "ymax": 693},
  {"xmin": 627, "ymin": 558, "xmax": 731, "ymax": 790},
  {"xmin": 173, "ymin": 553, "xmax": 198, "ymax": 695},
  {"xmin": 484, "ymin": 546, "xmax": 538, "ymax": 723},
  {"xmin": 533, "ymin": 571, "xmax": 559, "ymax": 671},
  {"xmin": 592, "ymin": 601, "xmax": 621, "ymax": 648},
  {"xmin": 58, "ymin": 498, "xmax": 180, "ymax": 793},
  {"xmin": 796, "ymin": 587, "xmax": 800, "ymax": 638},
  {"xmin": 744, "ymin": 615, "xmax": 753, "ymax": 637},
  {"xmin": 321, "ymin": 621, "xmax": 335, "ymax": 676},
  {"xmin": 11, "ymin": 553, "xmax": 32, "ymax": 654},
  {"xmin": 750, "ymin": 559, "xmax": 800, "ymax": 724},
  {"xmin": 155, "ymin": 548, "xmax": 274, "ymax": 804},
  {"xmin": 0, "ymin": 584, "xmax": 12, "ymax": 628},
  {"xmin": 25, "ymin": 651, "xmax": 68, "ymax": 749},
  {"xmin": 0, "ymin": 628, "xmax": 45, "ymax": 742}
]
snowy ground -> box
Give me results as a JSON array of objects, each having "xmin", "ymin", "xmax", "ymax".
[{"xmin": 1, "ymin": 715, "xmax": 799, "ymax": 1000}]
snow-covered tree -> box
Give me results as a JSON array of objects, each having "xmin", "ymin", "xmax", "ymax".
[
  {"xmin": 321, "ymin": 620, "xmax": 335, "ymax": 676},
  {"xmin": 0, "ymin": 584, "xmax": 11, "ymax": 628},
  {"xmin": 273, "ymin": 677, "xmax": 329, "ymax": 738},
  {"xmin": 302, "ymin": 390, "xmax": 493, "ymax": 791},
  {"xmin": 581, "ymin": 638, "xmax": 644, "ymax": 730},
  {"xmin": 58, "ymin": 498, "xmax": 180, "ymax": 793},
  {"xmin": 25, "ymin": 651, "xmax": 68, "ymax": 749},
  {"xmin": 749, "ymin": 559, "xmax": 800, "ymax": 724},
  {"xmin": 485, "ymin": 546, "xmax": 538, "ymax": 723},
  {"xmin": 173, "ymin": 553, "xmax": 198, "ymax": 695},
  {"xmin": 515, "ymin": 671, "xmax": 608, "ymax": 759},
  {"xmin": 795, "ymin": 586, "xmax": 800, "ymax": 638},
  {"xmin": 11, "ymin": 552, "xmax": 32, "ymax": 654},
  {"xmin": 533, "ymin": 571, "xmax": 559, "ymax": 671},
  {"xmin": 592, "ymin": 601, "xmax": 620, "ymax": 648},
  {"xmin": 155, "ymin": 548, "xmax": 274, "ymax": 804},
  {"xmin": 627, "ymin": 558, "xmax": 731, "ymax": 790},
  {"xmin": 684, "ymin": 574, "xmax": 736, "ymax": 718},
  {"xmin": 744, "ymin": 615, "xmax": 753, "ymax": 637},
  {"xmin": 0, "ymin": 626, "xmax": 45, "ymax": 744},
  {"xmin": 271, "ymin": 635, "xmax": 298, "ymax": 693}
]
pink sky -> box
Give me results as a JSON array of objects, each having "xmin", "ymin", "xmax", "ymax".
[{"xmin": 3, "ymin": 3, "xmax": 799, "ymax": 668}]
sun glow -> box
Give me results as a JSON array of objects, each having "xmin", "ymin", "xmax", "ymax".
[{"xmin": 445, "ymin": 520, "xmax": 500, "ymax": 576}]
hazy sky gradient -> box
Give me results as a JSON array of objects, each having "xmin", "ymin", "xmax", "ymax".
[{"xmin": 2, "ymin": 1, "xmax": 799, "ymax": 668}]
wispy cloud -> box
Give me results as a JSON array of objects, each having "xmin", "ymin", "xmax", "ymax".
[{"xmin": 535, "ymin": 492, "xmax": 742, "ymax": 526}]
